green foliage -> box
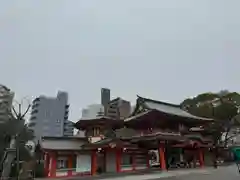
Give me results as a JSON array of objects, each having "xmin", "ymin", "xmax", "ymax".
[
  {"xmin": 181, "ymin": 91, "xmax": 240, "ymax": 121},
  {"xmin": 214, "ymin": 101, "xmax": 238, "ymax": 120},
  {"xmin": 34, "ymin": 163, "xmax": 45, "ymax": 178},
  {"xmin": 182, "ymin": 91, "xmax": 240, "ymax": 147}
]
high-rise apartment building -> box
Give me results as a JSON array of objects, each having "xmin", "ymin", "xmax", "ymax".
[
  {"xmin": 28, "ymin": 91, "xmax": 74, "ymax": 141},
  {"xmin": 101, "ymin": 88, "xmax": 110, "ymax": 108},
  {"xmin": 105, "ymin": 98, "xmax": 131, "ymax": 120},
  {"xmin": 0, "ymin": 85, "xmax": 14, "ymax": 123}
]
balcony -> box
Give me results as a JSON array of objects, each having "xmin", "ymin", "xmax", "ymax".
[
  {"xmin": 65, "ymin": 104, "xmax": 70, "ymax": 109},
  {"xmin": 31, "ymin": 103, "xmax": 39, "ymax": 109},
  {"xmin": 65, "ymin": 109, "xmax": 69, "ymax": 115},
  {"xmin": 29, "ymin": 116, "xmax": 36, "ymax": 122},
  {"xmin": 30, "ymin": 109, "xmax": 38, "ymax": 115},
  {"xmin": 33, "ymin": 97, "xmax": 40, "ymax": 103},
  {"xmin": 28, "ymin": 122, "xmax": 36, "ymax": 127},
  {"xmin": 64, "ymin": 115, "xmax": 68, "ymax": 120}
]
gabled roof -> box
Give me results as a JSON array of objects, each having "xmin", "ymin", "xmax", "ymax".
[
  {"xmin": 130, "ymin": 131, "xmax": 187, "ymax": 142},
  {"xmin": 74, "ymin": 116, "xmax": 124, "ymax": 130},
  {"xmin": 78, "ymin": 116, "xmax": 113, "ymax": 121},
  {"xmin": 125, "ymin": 110, "xmax": 152, "ymax": 122},
  {"xmin": 42, "ymin": 136, "xmax": 87, "ymax": 141},
  {"xmin": 129, "ymin": 96, "xmax": 213, "ymax": 122}
]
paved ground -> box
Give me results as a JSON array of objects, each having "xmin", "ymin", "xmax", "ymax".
[
  {"xmin": 99, "ymin": 165, "xmax": 240, "ymax": 180},
  {"xmin": 36, "ymin": 165, "xmax": 240, "ymax": 180},
  {"xmin": 166, "ymin": 165, "xmax": 240, "ymax": 180},
  {"xmin": 142, "ymin": 165, "xmax": 240, "ymax": 180}
]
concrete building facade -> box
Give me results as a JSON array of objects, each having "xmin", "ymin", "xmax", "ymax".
[
  {"xmin": 105, "ymin": 98, "xmax": 131, "ymax": 120},
  {"xmin": 0, "ymin": 85, "xmax": 14, "ymax": 123},
  {"xmin": 29, "ymin": 91, "xmax": 74, "ymax": 140},
  {"xmin": 81, "ymin": 104, "xmax": 104, "ymax": 120},
  {"xmin": 101, "ymin": 88, "xmax": 110, "ymax": 109}
]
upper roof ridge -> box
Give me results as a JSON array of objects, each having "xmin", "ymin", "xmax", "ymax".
[{"xmin": 137, "ymin": 95, "xmax": 180, "ymax": 108}]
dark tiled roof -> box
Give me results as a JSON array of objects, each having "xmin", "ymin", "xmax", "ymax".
[
  {"xmin": 74, "ymin": 117, "xmax": 124, "ymax": 130},
  {"xmin": 91, "ymin": 138, "xmax": 114, "ymax": 145},
  {"xmin": 125, "ymin": 110, "xmax": 152, "ymax": 122},
  {"xmin": 115, "ymin": 128, "xmax": 138, "ymax": 138},
  {"xmin": 130, "ymin": 132, "xmax": 187, "ymax": 142},
  {"xmin": 184, "ymin": 134, "xmax": 213, "ymax": 143},
  {"xmin": 137, "ymin": 96, "xmax": 213, "ymax": 121},
  {"xmin": 77, "ymin": 116, "xmax": 114, "ymax": 121},
  {"xmin": 42, "ymin": 136, "xmax": 88, "ymax": 141}
]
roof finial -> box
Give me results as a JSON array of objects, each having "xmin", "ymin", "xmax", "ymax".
[{"xmin": 137, "ymin": 95, "xmax": 142, "ymax": 98}]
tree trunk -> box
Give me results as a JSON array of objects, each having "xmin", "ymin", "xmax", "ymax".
[{"xmin": 1, "ymin": 137, "xmax": 17, "ymax": 179}]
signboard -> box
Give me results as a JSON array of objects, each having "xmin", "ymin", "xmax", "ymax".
[
  {"xmin": 109, "ymin": 143, "xmax": 116, "ymax": 148},
  {"xmin": 88, "ymin": 136, "xmax": 102, "ymax": 143}
]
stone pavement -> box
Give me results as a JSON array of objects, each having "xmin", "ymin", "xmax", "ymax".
[
  {"xmin": 36, "ymin": 167, "xmax": 215, "ymax": 180},
  {"xmin": 157, "ymin": 165, "xmax": 240, "ymax": 180},
  {"xmin": 99, "ymin": 168, "xmax": 211, "ymax": 180}
]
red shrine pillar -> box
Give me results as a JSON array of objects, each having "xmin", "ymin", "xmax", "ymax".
[
  {"xmin": 132, "ymin": 153, "xmax": 136, "ymax": 171},
  {"xmin": 49, "ymin": 152, "xmax": 57, "ymax": 177},
  {"xmin": 158, "ymin": 144, "xmax": 166, "ymax": 171},
  {"xmin": 116, "ymin": 148, "xmax": 122, "ymax": 172},
  {"xmin": 103, "ymin": 150, "xmax": 107, "ymax": 172},
  {"xmin": 68, "ymin": 155, "xmax": 73, "ymax": 176},
  {"xmin": 44, "ymin": 152, "xmax": 50, "ymax": 176},
  {"xmin": 146, "ymin": 152, "xmax": 150, "ymax": 169},
  {"xmin": 198, "ymin": 148, "xmax": 204, "ymax": 168},
  {"xmin": 91, "ymin": 150, "xmax": 97, "ymax": 175}
]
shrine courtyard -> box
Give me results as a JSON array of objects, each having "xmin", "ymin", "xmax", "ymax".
[{"xmin": 36, "ymin": 165, "xmax": 240, "ymax": 180}]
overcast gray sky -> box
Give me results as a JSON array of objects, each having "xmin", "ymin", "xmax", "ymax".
[{"xmin": 0, "ymin": 0, "xmax": 239, "ymax": 121}]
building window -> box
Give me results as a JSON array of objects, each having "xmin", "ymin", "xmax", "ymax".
[
  {"xmin": 45, "ymin": 111, "xmax": 50, "ymax": 117},
  {"xmin": 28, "ymin": 122, "xmax": 36, "ymax": 127},
  {"xmin": 121, "ymin": 153, "xmax": 132, "ymax": 166},
  {"xmin": 31, "ymin": 109, "xmax": 38, "ymax": 114},
  {"xmin": 93, "ymin": 127, "xmax": 100, "ymax": 136},
  {"xmin": 57, "ymin": 157, "xmax": 68, "ymax": 169},
  {"xmin": 135, "ymin": 153, "xmax": 146, "ymax": 165},
  {"xmin": 72, "ymin": 155, "xmax": 77, "ymax": 168}
]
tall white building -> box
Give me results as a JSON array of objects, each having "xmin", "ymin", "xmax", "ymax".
[
  {"xmin": 81, "ymin": 104, "xmax": 104, "ymax": 119},
  {"xmin": 0, "ymin": 85, "xmax": 14, "ymax": 123}
]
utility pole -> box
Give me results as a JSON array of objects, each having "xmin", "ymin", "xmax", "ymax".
[{"xmin": 16, "ymin": 134, "xmax": 20, "ymax": 179}]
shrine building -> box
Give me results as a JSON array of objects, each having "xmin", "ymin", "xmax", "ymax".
[{"xmin": 41, "ymin": 96, "xmax": 215, "ymax": 178}]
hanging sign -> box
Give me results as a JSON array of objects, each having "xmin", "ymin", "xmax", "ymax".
[{"xmin": 109, "ymin": 143, "xmax": 116, "ymax": 148}]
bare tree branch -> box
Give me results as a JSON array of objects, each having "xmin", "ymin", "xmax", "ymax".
[
  {"xmin": 11, "ymin": 106, "xmax": 18, "ymax": 118},
  {"xmin": 20, "ymin": 104, "xmax": 31, "ymax": 119}
]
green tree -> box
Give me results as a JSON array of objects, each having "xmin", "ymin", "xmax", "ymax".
[
  {"xmin": 181, "ymin": 91, "xmax": 240, "ymax": 121},
  {"xmin": 181, "ymin": 91, "xmax": 240, "ymax": 167}
]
